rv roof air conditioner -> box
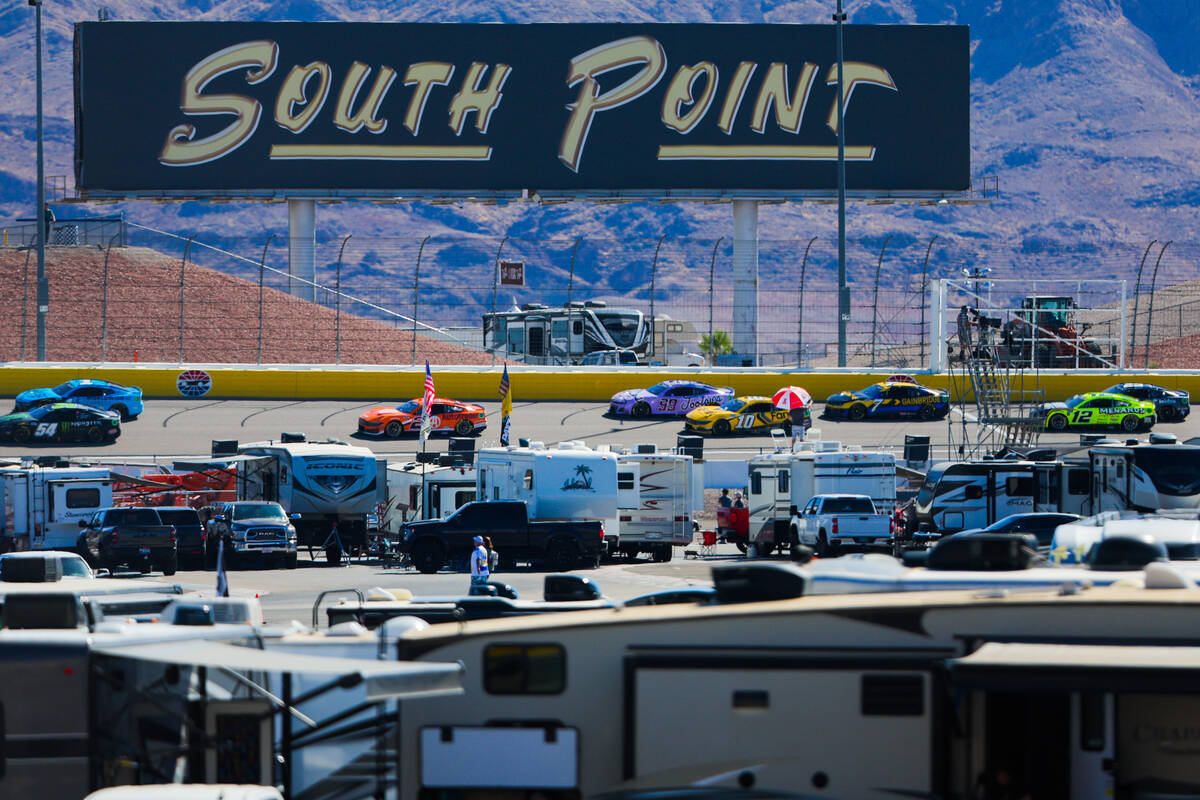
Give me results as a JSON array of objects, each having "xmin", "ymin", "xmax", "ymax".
[
  {"xmin": 1086, "ymin": 535, "xmax": 1168, "ymax": 571},
  {"xmin": 529, "ymin": 441, "xmax": 546, "ymax": 450},
  {"xmin": 711, "ymin": 562, "xmax": 807, "ymax": 604},
  {"xmin": 634, "ymin": 444, "xmax": 657, "ymax": 454},
  {"xmin": 584, "ymin": 300, "xmax": 607, "ymax": 308},
  {"xmin": 1149, "ymin": 433, "xmax": 1179, "ymax": 445},
  {"xmin": 280, "ymin": 432, "xmax": 307, "ymax": 443}
]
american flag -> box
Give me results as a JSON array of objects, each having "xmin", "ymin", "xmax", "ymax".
[{"xmin": 419, "ymin": 360, "xmax": 435, "ymax": 443}]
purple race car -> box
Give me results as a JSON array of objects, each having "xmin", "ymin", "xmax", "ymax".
[{"xmin": 608, "ymin": 380, "xmax": 735, "ymax": 418}]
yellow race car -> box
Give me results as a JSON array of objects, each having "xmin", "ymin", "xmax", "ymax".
[{"xmin": 684, "ymin": 396, "xmax": 807, "ymax": 435}]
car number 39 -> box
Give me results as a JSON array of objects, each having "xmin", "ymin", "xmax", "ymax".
[{"xmin": 34, "ymin": 423, "xmax": 58, "ymax": 438}]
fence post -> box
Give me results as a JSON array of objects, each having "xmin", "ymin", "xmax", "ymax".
[
  {"xmin": 489, "ymin": 236, "xmax": 510, "ymax": 366},
  {"xmin": 412, "ymin": 235, "xmax": 429, "ymax": 366},
  {"xmin": 1130, "ymin": 239, "xmax": 1157, "ymax": 363},
  {"xmin": 1144, "ymin": 241, "xmax": 1172, "ymax": 369},
  {"xmin": 649, "ymin": 235, "xmax": 666, "ymax": 362},
  {"xmin": 565, "ymin": 237, "xmax": 582, "ymax": 364},
  {"xmin": 1118, "ymin": 279, "xmax": 1127, "ymax": 371},
  {"xmin": 101, "ymin": 231, "xmax": 120, "ymax": 363},
  {"xmin": 796, "ymin": 236, "xmax": 817, "ymax": 367},
  {"xmin": 333, "ymin": 234, "xmax": 351, "ymax": 365},
  {"xmin": 917, "ymin": 235, "xmax": 939, "ymax": 367},
  {"xmin": 707, "ymin": 237, "xmax": 723, "ymax": 349},
  {"xmin": 178, "ymin": 235, "xmax": 195, "ymax": 365},
  {"xmin": 258, "ymin": 234, "xmax": 276, "ymax": 365},
  {"xmin": 869, "ymin": 235, "xmax": 893, "ymax": 368}
]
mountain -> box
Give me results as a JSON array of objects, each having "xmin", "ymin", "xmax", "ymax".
[{"xmin": 0, "ymin": 0, "xmax": 1197, "ymax": 356}]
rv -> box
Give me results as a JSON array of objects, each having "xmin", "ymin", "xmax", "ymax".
[
  {"xmin": 0, "ymin": 464, "xmax": 112, "ymax": 551},
  {"xmin": 1050, "ymin": 510, "xmax": 1200, "ymax": 564},
  {"xmin": 609, "ymin": 445, "xmax": 700, "ymax": 561},
  {"xmin": 1089, "ymin": 441, "xmax": 1200, "ymax": 513},
  {"xmin": 236, "ymin": 437, "xmax": 386, "ymax": 562},
  {"xmin": 475, "ymin": 441, "xmax": 618, "ymax": 522},
  {"xmin": 747, "ymin": 444, "xmax": 897, "ymax": 553},
  {"xmin": 384, "ymin": 563, "xmax": 1200, "ymax": 800},
  {"xmin": 382, "ymin": 460, "xmax": 477, "ymax": 534},
  {"xmin": 913, "ymin": 457, "xmax": 1092, "ymax": 533}
]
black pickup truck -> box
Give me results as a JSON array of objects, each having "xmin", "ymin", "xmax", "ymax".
[
  {"xmin": 77, "ymin": 507, "xmax": 178, "ymax": 575},
  {"xmin": 397, "ymin": 500, "xmax": 604, "ymax": 574}
]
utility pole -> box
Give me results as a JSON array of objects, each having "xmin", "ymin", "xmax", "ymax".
[
  {"xmin": 32, "ymin": 0, "xmax": 47, "ymax": 361},
  {"xmin": 835, "ymin": 0, "xmax": 849, "ymax": 367}
]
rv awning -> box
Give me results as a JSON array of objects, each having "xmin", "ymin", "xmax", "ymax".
[
  {"xmin": 950, "ymin": 642, "xmax": 1200, "ymax": 693},
  {"xmin": 172, "ymin": 455, "xmax": 268, "ymax": 470},
  {"xmin": 92, "ymin": 639, "xmax": 464, "ymax": 700}
]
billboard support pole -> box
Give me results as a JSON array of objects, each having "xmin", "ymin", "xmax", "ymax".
[
  {"xmin": 732, "ymin": 200, "xmax": 759, "ymax": 366},
  {"xmin": 33, "ymin": 0, "xmax": 46, "ymax": 361},
  {"xmin": 835, "ymin": 0, "xmax": 849, "ymax": 368},
  {"xmin": 287, "ymin": 198, "xmax": 316, "ymax": 301}
]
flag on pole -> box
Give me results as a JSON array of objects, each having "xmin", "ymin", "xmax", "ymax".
[
  {"xmin": 499, "ymin": 364, "xmax": 512, "ymax": 446},
  {"xmin": 215, "ymin": 537, "xmax": 229, "ymax": 598},
  {"xmin": 419, "ymin": 360, "xmax": 435, "ymax": 444}
]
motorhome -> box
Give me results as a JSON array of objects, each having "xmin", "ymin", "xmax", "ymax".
[
  {"xmin": 747, "ymin": 444, "xmax": 896, "ymax": 553},
  {"xmin": 235, "ymin": 437, "xmax": 386, "ymax": 562},
  {"xmin": 1089, "ymin": 440, "xmax": 1200, "ymax": 513},
  {"xmin": 913, "ymin": 457, "xmax": 1092, "ymax": 533},
  {"xmin": 475, "ymin": 441, "xmax": 618, "ymax": 522},
  {"xmin": 609, "ymin": 445, "xmax": 700, "ymax": 561},
  {"xmin": 0, "ymin": 463, "xmax": 112, "ymax": 550},
  {"xmin": 382, "ymin": 461, "xmax": 477, "ymax": 535},
  {"xmin": 385, "ymin": 562, "xmax": 1200, "ymax": 800},
  {"xmin": 1049, "ymin": 510, "xmax": 1200, "ymax": 565}
]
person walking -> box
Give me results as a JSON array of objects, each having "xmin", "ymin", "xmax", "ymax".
[
  {"xmin": 469, "ymin": 535, "xmax": 490, "ymax": 590},
  {"xmin": 485, "ymin": 535, "xmax": 499, "ymax": 574}
]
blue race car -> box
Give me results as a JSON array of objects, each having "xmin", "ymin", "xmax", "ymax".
[
  {"xmin": 14, "ymin": 379, "xmax": 143, "ymax": 420},
  {"xmin": 1102, "ymin": 382, "xmax": 1190, "ymax": 422},
  {"xmin": 608, "ymin": 380, "xmax": 735, "ymax": 418},
  {"xmin": 823, "ymin": 381, "xmax": 950, "ymax": 421}
]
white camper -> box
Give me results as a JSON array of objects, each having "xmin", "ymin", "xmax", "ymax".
[
  {"xmin": 609, "ymin": 445, "xmax": 698, "ymax": 561},
  {"xmin": 1049, "ymin": 510, "xmax": 1200, "ymax": 565},
  {"xmin": 475, "ymin": 442, "xmax": 618, "ymax": 521},
  {"xmin": 747, "ymin": 444, "xmax": 896, "ymax": 553},
  {"xmin": 383, "ymin": 461, "xmax": 477, "ymax": 534},
  {"xmin": 236, "ymin": 437, "xmax": 386, "ymax": 562},
  {"xmin": 1089, "ymin": 442, "xmax": 1200, "ymax": 513},
  {"xmin": 0, "ymin": 464, "xmax": 112, "ymax": 551}
]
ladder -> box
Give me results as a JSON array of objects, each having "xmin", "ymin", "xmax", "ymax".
[{"xmin": 959, "ymin": 324, "xmax": 1044, "ymax": 452}]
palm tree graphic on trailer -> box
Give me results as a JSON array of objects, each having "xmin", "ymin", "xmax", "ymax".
[{"xmin": 561, "ymin": 464, "xmax": 595, "ymax": 492}]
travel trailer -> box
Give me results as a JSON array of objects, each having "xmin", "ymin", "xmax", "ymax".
[
  {"xmin": 1089, "ymin": 440, "xmax": 1200, "ymax": 513},
  {"xmin": 0, "ymin": 463, "xmax": 112, "ymax": 550},
  {"xmin": 386, "ymin": 561, "xmax": 1200, "ymax": 800},
  {"xmin": 475, "ymin": 441, "xmax": 618, "ymax": 522},
  {"xmin": 236, "ymin": 437, "xmax": 386, "ymax": 562},
  {"xmin": 609, "ymin": 445, "xmax": 700, "ymax": 561},
  {"xmin": 747, "ymin": 444, "xmax": 896, "ymax": 553},
  {"xmin": 382, "ymin": 460, "xmax": 477, "ymax": 533}
]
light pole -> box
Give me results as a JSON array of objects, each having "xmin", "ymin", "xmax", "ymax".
[
  {"xmin": 32, "ymin": 0, "xmax": 47, "ymax": 361},
  {"xmin": 835, "ymin": 0, "xmax": 848, "ymax": 367}
]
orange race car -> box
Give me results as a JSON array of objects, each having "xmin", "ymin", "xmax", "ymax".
[{"xmin": 358, "ymin": 397, "xmax": 487, "ymax": 438}]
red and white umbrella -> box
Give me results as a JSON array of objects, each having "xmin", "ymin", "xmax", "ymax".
[{"xmin": 772, "ymin": 386, "xmax": 812, "ymax": 410}]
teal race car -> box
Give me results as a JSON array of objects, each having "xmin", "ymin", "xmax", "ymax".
[{"xmin": 1033, "ymin": 392, "xmax": 1156, "ymax": 432}]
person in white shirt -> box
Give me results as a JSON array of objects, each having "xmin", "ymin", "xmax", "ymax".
[{"xmin": 470, "ymin": 535, "xmax": 490, "ymax": 590}]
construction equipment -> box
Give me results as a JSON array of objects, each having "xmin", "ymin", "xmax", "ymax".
[{"xmin": 998, "ymin": 296, "xmax": 1106, "ymax": 368}]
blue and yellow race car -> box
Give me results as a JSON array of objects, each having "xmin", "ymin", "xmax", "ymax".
[
  {"xmin": 684, "ymin": 396, "xmax": 807, "ymax": 435},
  {"xmin": 824, "ymin": 381, "xmax": 950, "ymax": 421},
  {"xmin": 14, "ymin": 379, "xmax": 143, "ymax": 420}
]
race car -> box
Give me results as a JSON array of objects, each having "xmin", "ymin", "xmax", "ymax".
[
  {"xmin": 823, "ymin": 381, "xmax": 950, "ymax": 421},
  {"xmin": 14, "ymin": 378, "xmax": 143, "ymax": 420},
  {"xmin": 0, "ymin": 402, "xmax": 121, "ymax": 444},
  {"xmin": 684, "ymin": 396, "xmax": 806, "ymax": 436},
  {"xmin": 1102, "ymin": 382, "xmax": 1190, "ymax": 422},
  {"xmin": 608, "ymin": 380, "xmax": 735, "ymax": 418},
  {"xmin": 1035, "ymin": 392, "xmax": 1156, "ymax": 432},
  {"xmin": 358, "ymin": 397, "xmax": 487, "ymax": 438}
]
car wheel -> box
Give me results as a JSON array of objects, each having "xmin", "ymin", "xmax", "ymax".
[
  {"xmin": 757, "ymin": 540, "xmax": 775, "ymax": 557},
  {"xmin": 112, "ymin": 405, "xmax": 129, "ymax": 422},
  {"xmin": 1048, "ymin": 414, "xmax": 1069, "ymax": 432},
  {"xmin": 919, "ymin": 403, "xmax": 937, "ymax": 420},
  {"xmin": 12, "ymin": 425, "xmax": 32, "ymax": 444},
  {"xmin": 546, "ymin": 540, "xmax": 577, "ymax": 571},
  {"xmin": 632, "ymin": 402, "xmax": 652, "ymax": 419},
  {"xmin": 86, "ymin": 426, "xmax": 104, "ymax": 444},
  {"xmin": 848, "ymin": 404, "xmax": 868, "ymax": 421},
  {"xmin": 160, "ymin": 553, "xmax": 178, "ymax": 576},
  {"xmin": 1159, "ymin": 405, "xmax": 1175, "ymax": 422},
  {"xmin": 714, "ymin": 419, "xmax": 732, "ymax": 436},
  {"xmin": 1121, "ymin": 414, "xmax": 1141, "ymax": 433},
  {"xmin": 384, "ymin": 421, "xmax": 403, "ymax": 438},
  {"xmin": 411, "ymin": 540, "xmax": 444, "ymax": 574},
  {"xmin": 285, "ymin": 552, "xmax": 298, "ymax": 570},
  {"xmin": 455, "ymin": 419, "xmax": 473, "ymax": 436}
]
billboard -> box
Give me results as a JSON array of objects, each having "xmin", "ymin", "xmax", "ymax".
[{"xmin": 74, "ymin": 22, "xmax": 969, "ymax": 196}]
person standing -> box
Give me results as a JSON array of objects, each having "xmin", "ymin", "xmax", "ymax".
[
  {"xmin": 718, "ymin": 489, "xmax": 733, "ymax": 509},
  {"xmin": 733, "ymin": 492, "xmax": 745, "ymax": 509},
  {"xmin": 485, "ymin": 535, "xmax": 499, "ymax": 574},
  {"xmin": 469, "ymin": 535, "xmax": 490, "ymax": 590},
  {"xmin": 42, "ymin": 202, "xmax": 55, "ymax": 243}
]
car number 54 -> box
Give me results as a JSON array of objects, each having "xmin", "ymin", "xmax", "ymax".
[{"xmin": 34, "ymin": 423, "xmax": 57, "ymax": 438}]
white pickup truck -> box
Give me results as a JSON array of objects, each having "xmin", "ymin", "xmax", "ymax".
[{"xmin": 791, "ymin": 493, "xmax": 894, "ymax": 556}]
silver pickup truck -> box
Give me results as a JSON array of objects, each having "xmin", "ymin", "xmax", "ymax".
[{"xmin": 790, "ymin": 493, "xmax": 894, "ymax": 556}]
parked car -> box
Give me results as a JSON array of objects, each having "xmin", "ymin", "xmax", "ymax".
[
  {"xmin": 76, "ymin": 507, "xmax": 178, "ymax": 575},
  {"xmin": 206, "ymin": 501, "xmax": 298, "ymax": 569},
  {"xmin": 608, "ymin": 380, "xmax": 734, "ymax": 418},
  {"xmin": 14, "ymin": 379, "xmax": 143, "ymax": 420},
  {"xmin": 823, "ymin": 382, "xmax": 949, "ymax": 421},
  {"xmin": 791, "ymin": 494, "xmax": 894, "ymax": 556},
  {"xmin": 154, "ymin": 506, "xmax": 207, "ymax": 569},
  {"xmin": 950, "ymin": 512, "xmax": 1083, "ymax": 550},
  {"xmin": 0, "ymin": 550, "xmax": 95, "ymax": 581},
  {"xmin": 1102, "ymin": 382, "xmax": 1190, "ymax": 422},
  {"xmin": 1033, "ymin": 392, "xmax": 1156, "ymax": 432},
  {"xmin": 0, "ymin": 402, "xmax": 121, "ymax": 444},
  {"xmin": 684, "ymin": 396, "xmax": 798, "ymax": 436},
  {"xmin": 358, "ymin": 397, "xmax": 487, "ymax": 438}
]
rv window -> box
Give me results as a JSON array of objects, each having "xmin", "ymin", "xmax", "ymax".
[
  {"xmin": 484, "ymin": 644, "xmax": 566, "ymax": 695},
  {"xmin": 1067, "ymin": 469, "xmax": 1090, "ymax": 495},
  {"xmin": 777, "ymin": 470, "xmax": 789, "ymax": 494},
  {"xmin": 479, "ymin": 470, "xmax": 487, "ymax": 499},
  {"xmin": 409, "ymin": 486, "xmax": 419, "ymax": 509},
  {"xmin": 506, "ymin": 326, "xmax": 523, "ymax": 355},
  {"xmin": 861, "ymin": 674, "xmax": 924, "ymax": 716},
  {"xmin": 572, "ymin": 320, "xmax": 583, "ymax": 336},
  {"xmin": 65, "ymin": 488, "xmax": 100, "ymax": 509},
  {"xmin": 1005, "ymin": 477, "xmax": 1034, "ymax": 497},
  {"xmin": 750, "ymin": 471, "xmax": 762, "ymax": 495},
  {"xmin": 618, "ymin": 471, "xmax": 636, "ymax": 491},
  {"xmin": 523, "ymin": 470, "xmax": 533, "ymax": 491},
  {"xmin": 965, "ymin": 485, "xmax": 984, "ymax": 500}
]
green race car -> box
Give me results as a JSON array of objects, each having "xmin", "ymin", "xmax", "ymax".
[{"xmin": 1035, "ymin": 392, "xmax": 1156, "ymax": 433}]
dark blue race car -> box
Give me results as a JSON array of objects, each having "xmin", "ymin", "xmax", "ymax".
[
  {"xmin": 1103, "ymin": 383, "xmax": 1190, "ymax": 422},
  {"xmin": 823, "ymin": 381, "xmax": 950, "ymax": 421},
  {"xmin": 15, "ymin": 379, "xmax": 143, "ymax": 420}
]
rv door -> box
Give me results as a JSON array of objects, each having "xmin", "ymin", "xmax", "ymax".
[{"xmin": 617, "ymin": 464, "xmax": 640, "ymax": 509}]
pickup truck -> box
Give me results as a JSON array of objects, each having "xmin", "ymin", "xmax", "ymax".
[
  {"xmin": 790, "ymin": 494, "xmax": 894, "ymax": 556},
  {"xmin": 206, "ymin": 501, "xmax": 298, "ymax": 569},
  {"xmin": 397, "ymin": 500, "xmax": 605, "ymax": 574},
  {"xmin": 77, "ymin": 507, "xmax": 178, "ymax": 575}
]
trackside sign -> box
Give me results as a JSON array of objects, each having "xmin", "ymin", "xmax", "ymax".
[{"xmin": 73, "ymin": 22, "xmax": 969, "ymax": 195}]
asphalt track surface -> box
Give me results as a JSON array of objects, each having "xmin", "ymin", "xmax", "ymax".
[{"xmin": 2, "ymin": 396, "xmax": 1196, "ymax": 625}]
